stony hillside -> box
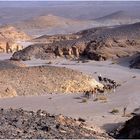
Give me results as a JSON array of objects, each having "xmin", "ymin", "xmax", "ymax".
[
  {"xmin": 0, "ymin": 108, "xmax": 111, "ymax": 139},
  {"xmin": 116, "ymin": 108, "xmax": 140, "ymax": 139},
  {"xmin": 0, "ymin": 66, "xmax": 103, "ymax": 98},
  {"xmin": 11, "ymin": 22, "xmax": 140, "ymax": 61}
]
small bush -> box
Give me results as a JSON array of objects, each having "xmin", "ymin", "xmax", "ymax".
[
  {"xmin": 93, "ymin": 96, "xmax": 107, "ymax": 102},
  {"xmin": 110, "ymin": 108, "xmax": 119, "ymax": 114},
  {"xmin": 81, "ymin": 98, "xmax": 87, "ymax": 103}
]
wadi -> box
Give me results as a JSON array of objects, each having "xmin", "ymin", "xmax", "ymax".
[{"xmin": 0, "ymin": 1, "xmax": 140, "ymax": 139}]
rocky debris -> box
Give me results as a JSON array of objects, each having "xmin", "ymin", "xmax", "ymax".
[
  {"xmin": 130, "ymin": 54, "xmax": 140, "ymax": 69},
  {"xmin": 0, "ymin": 60, "xmax": 27, "ymax": 70},
  {"xmin": 11, "ymin": 22, "xmax": 140, "ymax": 61},
  {"xmin": 0, "ymin": 108, "xmax": 111, "ymax": 139},
  {"xmin": 116, "ymin": 108, "xmax": 140, "ymax": 139},
  {"xmin": 0, "ymin": 66, "xmax": 103, "ymax": 97}
]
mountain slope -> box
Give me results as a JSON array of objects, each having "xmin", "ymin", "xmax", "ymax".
[
  {"xmin": 13, "ymin": 14, "xmax": 92, "ymax": 30},
  {"xmin": 94, "ymin": 11, "xmax": 140, "ymax": 25},
  {"xmin": 11, "ymin": 22, "xmax": 140, "ymax": 61}
]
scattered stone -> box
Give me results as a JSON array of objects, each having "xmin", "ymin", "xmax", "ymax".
[
  {"xmin": 78, "ymin": 118, "xmax": 86, "ymax": 122},
  {"xmin": 0, "ymin": 108, "xmax": 111, "ymax": 139}
]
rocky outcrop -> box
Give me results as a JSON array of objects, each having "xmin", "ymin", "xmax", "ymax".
[
  {"xmin": 11, "ymin": 22, "xmax": 140, "ymax": 61},
  {"xmin": 0, "ymin": 66, "xmax": 103, "ymax": 97},
  {"xmin": 0, "ymin": 25, "xmax": 30, "ymax": 41},
  {"xmin": 0, "ymin": 40, "xmax": 23, "ymax": 53},
  {"xmin": 130, "ymin": 54, "xmax": 140, "ymax": 69},
  {"xmin": 117, "ymin": 109, "xmax": 140, "ymax": 139},
  {"xmin": 0, "ymin": 108, "xmax": 111, "ymax": 139},
  {"xmin": 0, "ymin": 25, "xmax": 31, "ymax": 53}
]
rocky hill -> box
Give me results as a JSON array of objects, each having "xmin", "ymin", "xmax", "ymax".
[
  {"xmin": 0, "ymin": 25, "xmax": 30, "ymax": 41},
  {"xmin": 11, "ymin": 22, "xmax": 140, "ymax": 61},
  {"xmin": 116, "ymin": 108, "xmax": 140, "ymax": 139},
  {"xmin": 0, "ymin": 108, "xmax": 111, "ymax": 139},
  {"xmin": 0, "ymin": 25, "xmax": 31, "ymax": 53},
  {"xmin": 0, "ymin": 66, "xmax": 103, "ymax": 98}
]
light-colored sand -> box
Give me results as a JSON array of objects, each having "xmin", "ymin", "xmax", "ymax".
[{"xmin": 0, "ymin": 57, "xmax": 139, "ymax": 132}]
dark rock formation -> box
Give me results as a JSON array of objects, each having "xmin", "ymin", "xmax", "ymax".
[
  {"xmin": 11, "ymin": 22, "xmax": 140, "ymax": 61},
  {"xmin": 130, "ymin": 54, "xmax": 140, "ymax": 69},
  {"xmin": 0, "ymin": 108, "xmax": 111, "ymax": 139},
  {"xmin": 117, "ymin": 112, "xmax": 140, "ymax": 139}
]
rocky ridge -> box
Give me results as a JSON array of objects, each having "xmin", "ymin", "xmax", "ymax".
[{"xmin": 11, "ymin": 22, "xmax": 140, "ymax": 61}]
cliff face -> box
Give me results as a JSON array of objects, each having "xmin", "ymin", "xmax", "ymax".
[{"xmin": 11, "ymin": 22, "xmax": 140, "ymax": 61}]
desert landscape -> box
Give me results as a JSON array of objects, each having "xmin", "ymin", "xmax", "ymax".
[{"xmin": 0, "ymin": 1, "xmax": 140, "ymax": 139}]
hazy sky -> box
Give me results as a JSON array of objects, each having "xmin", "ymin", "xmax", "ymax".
[{"xmin": 0, "ymin": 0, "xmax": 140, "ymax": 1}]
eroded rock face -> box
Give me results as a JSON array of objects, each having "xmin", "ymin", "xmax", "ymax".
[
  {"xmin": 0, "ymin": 108, "xmax": 111, "ymax": 139},
  {"xmin": 0, "ymin": 25, "xmax": 30, "ymax": 41},
  {"xmin": 11, "ymin": 22, "xmax": 140, "ymax": 61},
  {"xmin": 0, "ymin": 25, "xmax": 30, "ymax": 53},
  {"xmin": 0, "ymin": 41, "xmax": 23, "ymax": 53},
  {"xmin": 0, "ymin": 66, "xmax": 103, "ymax": 97}
]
